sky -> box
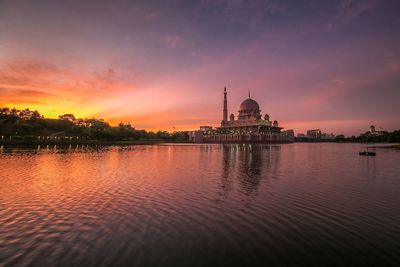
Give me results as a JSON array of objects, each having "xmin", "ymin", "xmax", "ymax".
[{"xmin": 0, "ymin": 0, "xmax": 399, "ymax": 135}]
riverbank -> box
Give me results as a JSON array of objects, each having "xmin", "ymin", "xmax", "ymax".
[
  {"xmin": 0, "ymin": 139, "xmax": 165, "ymax": 146},
  {"xmin": 360, "ymin": 143, "xmax": 400, "ymax": 149},
  {"xmin": 2, "ymin": 140, "xmax": 399, "ymax": 148},
  {"xmin": 390, "ymin": 144, "xmax": 400, "ymax": 148}
]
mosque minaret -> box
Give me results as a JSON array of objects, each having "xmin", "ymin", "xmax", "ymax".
[{"xmin": 223, "ymin": 87, "xmax": 228, "ymax": 123}]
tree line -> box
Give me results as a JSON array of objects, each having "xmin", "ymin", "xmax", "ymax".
[
  {"xmin": 0, "ymin": 108, "xmax": 188, "ymax": 142},
  {"xmin": 339, "ymin": 130, "xmax": 400, "ymax": 143}
]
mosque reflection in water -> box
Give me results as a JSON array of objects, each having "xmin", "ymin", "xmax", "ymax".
[{"xmin": 220, "ymin": 144, "xmax": 281, "ymax": 197}]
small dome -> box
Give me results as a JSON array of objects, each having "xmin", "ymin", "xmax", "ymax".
[{"xmin": 240, "ymin": 98, "xmax": 260, "ymax": 111}]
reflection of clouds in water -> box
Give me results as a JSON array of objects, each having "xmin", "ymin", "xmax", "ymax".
[{"xmin": 220, "ymin": 144, "xmax": 281, "ymax": 198}]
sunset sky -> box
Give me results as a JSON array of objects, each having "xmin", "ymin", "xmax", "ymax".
[{"xmin": 1, "ymin": 0, "xmax": 399, "ymax": 135}]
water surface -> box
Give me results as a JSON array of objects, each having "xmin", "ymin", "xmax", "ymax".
[{"xmin": 1, "ymin": 143, "xmax": 400, "ymax": 266}]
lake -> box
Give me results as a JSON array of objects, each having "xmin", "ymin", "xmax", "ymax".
[{"xmin": 1, "ymin": 143, "xmax": 400, "ymax": 266}]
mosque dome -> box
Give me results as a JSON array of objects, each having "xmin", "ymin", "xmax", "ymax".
[{"xmin": 240, "ymin": 98, "xmax": 260, "ymax": 111}]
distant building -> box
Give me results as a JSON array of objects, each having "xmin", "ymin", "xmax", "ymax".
[
  {"xmin": 199, "ymin": 88, "xmax": 292, "ymax": 143},
  {"xmin": 369, "ymin": 125, "xmax": 387, "ymax": 136},
  {"xmin": 296, "ymin": 130, "xmax": 336, "ymax": 142},
  {"xmin": 282, "ymin": 129, "xmax": 295, "ymax": 140},
  {"xmin": 199, "ymin": 126, "xmax": 213, "ymax": 132},
  {"xmin": 306, "ymin": 129, "xmax": 322, "ymax": 139},
  {"xmin": 188, "ymin": 131, "xmax": 204, "ymax": 143},
  {"xmin": 370, "ymin": 125, "xmax": 376, "ymax": 133},
  {"xmin": 218, "ymin": 88, "xmax": 281, "ymax": 134},
  {"xmin": 321, "ymin": 133, "xmax": 336, "ymax": 140},
  {"xmin": 189, "ymin": 87, "xmax": 292, "ymax": 143}
]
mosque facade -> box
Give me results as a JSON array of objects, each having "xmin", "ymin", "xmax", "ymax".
[{"xmin": 190, "ymin": 87, "xmax": 293, "ymax": 143}]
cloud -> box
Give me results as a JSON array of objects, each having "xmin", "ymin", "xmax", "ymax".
[
  {"xmin": 199, "ymin": 0, "xmax": 282, "ymax": 27},
  {"xmin": 0, "ymin": 57, "xmax": 141, "ymax": 118},
  {"xmin": 0, "ymin": 87, "xmax": 56, "ymax": 97},
  {"xmin": 336, "ymin": 0, "xmax": 376, "ymax": 20},
  {"xmin": 0, "ymin": 58, "xmax": 125, "ymax": 95},
  {"xmin": 0, "ymin": 59, "xmax": 60, "ymax": 87},
  {"xmin": 0, "ymin": 86, "xmax": 58, "ymax": 106},
  {"xmin": 165, "ymin": 35, "xmax": 184, "ymax": 48},
  {"xmin": 90, "ymin": 68, "xmax": 116, "ymax": 91},
  {"xmin": 340, "ymin": 0, "xmax": 353, "ymax": 9},
  {"xmin": 0, "ymin": 0, "xmax": 398, "ymax": 134},
  {"xmin": 144, "ymin": 12, "xmax": 159, "ymax": 21}
]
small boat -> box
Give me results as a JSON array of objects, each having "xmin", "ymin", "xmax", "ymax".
[
  {"xmin": 359, "ymin": 136, "xmax": 376, "ymax": 156},
  {"xmin": 359, "ymin": 151, "xmax": 376, "ymax": 156}
]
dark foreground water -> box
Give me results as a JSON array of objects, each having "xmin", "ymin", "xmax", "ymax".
[{"xmin": 1, "ymin": 143, "xmax": 400, "ymax": 266}]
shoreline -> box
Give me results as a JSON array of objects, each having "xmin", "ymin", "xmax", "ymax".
[
  {"xmin": 366, "ymin": 143, "xmax": 400, "ymax": 149},
  {"xmin": 1, "ymin": 140, "xmax": 399, "ymax": 147},
  {"xmin": 0, "ymin": 140, "xmax": 166, "ymax": 146}
]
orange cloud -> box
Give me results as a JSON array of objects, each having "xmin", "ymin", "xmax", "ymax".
[{"xmin": 0, "ymin": 58, "xmax": 142, "ymax": 119}]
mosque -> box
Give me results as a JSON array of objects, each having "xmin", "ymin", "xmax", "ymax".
[{"xmin": 190, "ymin": 87, "xmax": 293, "ymax": 143}]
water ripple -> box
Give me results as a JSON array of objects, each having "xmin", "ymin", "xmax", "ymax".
[{"xmin": 1, "ymin": 144, "xmax": 400, "ymax": 266}]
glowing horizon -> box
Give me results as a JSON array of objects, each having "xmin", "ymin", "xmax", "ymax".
[{"xmin": 1, "ymin": 0, "xmax": 399, "ymax": 135}]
